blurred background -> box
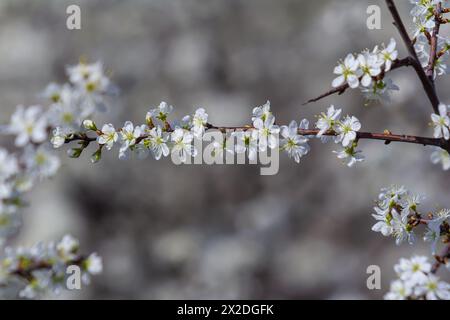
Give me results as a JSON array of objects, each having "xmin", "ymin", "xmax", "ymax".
[{"xmin": 0, "ymin": 0, "xmax": 449, "ymax": 299}]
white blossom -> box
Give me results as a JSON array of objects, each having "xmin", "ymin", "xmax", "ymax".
[
  {"xmin": 66, "ymin": 61, "xmax": 110, "ymax": 94},
  {"xmin": 0, "ymin": 149, "xmax": 18, "ymax": 180},
  {"xmin": 435, "ymin": 208, "xmax": 450, "ymax": 222},
  {"xmin": 379, "ymin": 38, "xmax": 398, "ymax": 72},
  {"xmin": 332, "ymin": 54, "xmax": 362, "ymax": 89},
  {"xmin": 280, "ymin": 120, "xmax": 310, "ymax": 163},
  {"xmin": 394, "ymin": 256, "xmax": 431, "ymax": 286},
  {"xmin": 56, "ymin": 234, "xmax": 79, "ymax": 260},
  {"xmin": 412, "ymin": 17, "xmax": 436, "ymax": 39},
  {"xmin": 372, "ymin": 206, "xmax": 395, "ymax": 237},
  {"xmin": 234, "ymin": 130, "xmax": 259, "ymax": 161},
  {"xmin": 119, "ymin": 121, "xmax": 145, "ymax": 160},
  {"xmin": 410, "ymin": 0, "xmax": 435, "ymax": 18},
  {"xmin": 253, "ymin": 115, "xmax": 280, "ymax": 151},
  {"xmin": 147, "ymin": 101, "xmax": 173, "ymax": 123},
  {"xmin": 360, "ymin": 78, "xmax": 399, "ymax": 104},
  {"xmin": 333, "ymin": 145, "xmax": 364, "ymax": 167},
  {"xmin": 47, "ymin": 85, "xmax": 83, "ymax": 129},
  {"xmin": 431, "ymin": 104, "xmax": 450, "ymax": 140},
  {"xmin": 392, "ymin": 211, "xmax": 416, "ymax": 246},
  {"xmin": 6, "ymin": 105, "xmax": 48, "ymax": 147},
  {"xmin": 192, "ymin": 108, "xmax": 208, "ymax": 138},
  {"xmin": 42, "ymin": 83, "xmax": 65, "ymax": 103},
  {"xmin": 148, "ymin": 126, "xmax": 170, "ymax": 160},
  {"xmin": 384, "ymin": 279, "xmax": 413, "ymax": 300},
  {"xmin": 97, "ymin": 124, "xmax": 119, "ymax": 150},
  {"xmin": 0, "ymin": 210, "xmax": 22, "ymax": 239},
  {"xmin": 85, "ymin": 252, "xmax": 103, "ymax": 275},
  {"xmin": 335, "ymin": 116, "xmax": 361, "ymax": 147},
  {"xmin": 400, "ymin": 193, "xmax": 423, "ymax": 216},
  {"xmin": 50, "ymin": 127, "xmax": 66, "ymax": 149},
  {"xmin": 252, "ymin": 101, "xmax": 272, "ymax": 122},
  {"xmin": 23, "ymin": 146, "xmax": 60, "ymax": 179},
  {"xmin": 171, "ymin": 128, "xmax": 197, "ymax": 163},
  {"xmin": 415, "ymin": 274, "xmax": 450, "ymax": 300},
  {"xmin": 378, "ymin": 185, "xmax": 407, "ymax": 206},
  {"xmin": 357, "ymin": 51, "xmax": 383, "ymax": 87},
  {"xmin": 315, "ymin": 105, "xmax": 342, "ymax": 137}
]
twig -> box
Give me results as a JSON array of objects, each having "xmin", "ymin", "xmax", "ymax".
[
  {"xmin": 426, "ymin": 2, "xmax": 442, "ymax": 82},
  {"xmin": 302, "ymin": 57, "xmax": 413, "ymax": 105},
  {"xmin": 431, "ymin": 243, "xmax": 450, "ymax": 274},
  {"xmin": 3, "ymin": 256, "xmax": 85, "ymax": 284}
]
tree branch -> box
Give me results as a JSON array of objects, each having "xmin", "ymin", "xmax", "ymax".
[
  {"xmin": 67, "ymin": 124, "xmax": 450, "ymax": 153},
  {"xmin": 385, "ymin": 0, "xmax": 440, "ymax": 113}
]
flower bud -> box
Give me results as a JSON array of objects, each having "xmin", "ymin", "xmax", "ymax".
[
  {"xmin": 83, "ymin": 119, "xmax": 97, "ymax": 131},
  {"xmin": 90, "ymin": 148, "xmax": 102, "ymax": 164},
  {"xmin": 67, "ymin": 148, "xmax": 83, "ymax": 158}
]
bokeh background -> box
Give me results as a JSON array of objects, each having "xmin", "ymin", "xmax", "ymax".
[{"xmin": 0, "ymin": 0, "xmax": 449, "ymax": 299}]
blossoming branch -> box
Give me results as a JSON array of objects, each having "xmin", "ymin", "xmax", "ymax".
[{"xmin": 0, "ymin": 0, "xmax": 449, "ymax": 299}]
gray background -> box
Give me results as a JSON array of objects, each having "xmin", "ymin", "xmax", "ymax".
[{"xmin": 0, "ymin": 0, "xmax": 449, "ymax": 299}]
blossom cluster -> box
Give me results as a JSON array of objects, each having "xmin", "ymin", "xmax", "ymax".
[
  {"xmin": 55, "ymin": 100, "xmax": 368, "ymax": 168},
  {"xmin": 0, "ymin": 235, "xmax": 102, "ymax": 299},
  {"xmin": 332, "ymin": 38, "xmax": 399, "ymax": 103},
  {"xmin": 370, "ymin": 186, "xmax": 450, "ymax": 300},
  {"xmin": 316, "ymin": 105, "xmax": 364, "ymax": 167},
  {"xmin": 327, "ymin": 0, "xmax": 450, "ymax": 172},
  {"xmin": 385, "ymin": 256, "xmax": 450, "ymax": 300},
  {"xmin": 372, "ymin": 185, "xmax": 450, "ymax": 252},
  {"xmin": 412, "ymin": 0, "xmax": 449, "ymax": 79},
  {"xmin": 0, "ymin": 61, "xmax": 111, "ymax": 298},
  {"xmin": 0, "ymin": 62, "xmax": 114, "ymax": 238}
]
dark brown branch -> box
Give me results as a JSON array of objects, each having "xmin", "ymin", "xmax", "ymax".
[
  {"xmin": 385, "ymin": 0, "xmax": 440, "ymax": 114},
  {"xmin": 302, "ymin": 57, "xmax": 413, "ymax": 105},
  {"xmin": 68, "ymin": 124, "xmax": 450, "ymax": 153},
  {"xmin": 209, "ymin": 125, "xmax": 445, "ymax": 149},
  {"xmin": 65, "ymin": 133, "xmax": 96, "ymax": 144}
]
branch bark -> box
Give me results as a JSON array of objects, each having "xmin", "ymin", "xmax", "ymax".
[{"xmin": 426, "ymin": 2, "xmax": 442, "ymax": 82}]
